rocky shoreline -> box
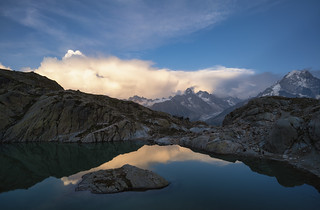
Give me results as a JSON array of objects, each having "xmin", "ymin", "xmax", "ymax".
[
  {"xmin": 1, "ymin": 69, "xmax": 320, "ymax": 181},
  {"xmin": 153, "ymin": 96, "xmax": 320, "ymax": 179}
]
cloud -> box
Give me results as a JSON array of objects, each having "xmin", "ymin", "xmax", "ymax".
[
  {"xmin": 0, "ymin": 62, "xmax": 11, "ymax": 70},
  {"xmin": 0, "ymin": 0, "xmax": 272, "ymax": 52},
  {"xmin": 213, "ymin": 72, "xmax": 281, "ymax": 98},
  {"xmin": 61, "ymin": 144, "xmax": 232, "ymax": 186},
  {"xmin": 63, "ymin": 50, "xmax": 84, "ymax": 59},
  {"xmin": 311, "ymin": 70, "xmax": 320, "ymax": 79},
  {"xmin": 33, "ymin": 50, "xmax": 258, "ymax": 99}
]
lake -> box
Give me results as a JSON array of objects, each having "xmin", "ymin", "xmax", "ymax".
[{"xmin": 0, "ymin": 142, "xmax": 319, "ymax": 210}]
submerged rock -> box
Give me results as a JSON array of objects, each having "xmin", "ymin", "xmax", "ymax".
[{"xmin": 76, "ymin": 164, "xmax": 169, "ymax": 194}]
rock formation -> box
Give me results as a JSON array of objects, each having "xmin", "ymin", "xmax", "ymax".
[
  {"xmin": 0, "ymin": 69, "xmax": 194, "ymax": 143},
  {"xmin": 155, "ymin": 96, "xmax": 320, "ymax": 179},
  {"xmin": 76, "ymin": 164, "xmax": 169, "ymax": 194}
]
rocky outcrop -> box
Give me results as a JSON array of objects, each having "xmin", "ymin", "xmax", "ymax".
[
  {"xmin": 0, "ymin": 69, "xmax": 63, "ymax": 133},
  {"xmin": 204, "ymin": 100, "xmax": 249, "ymax": 126},
  {"xmin": 154, "ymin": 96, "xmax": 320, "ymax": 178},
  {"xmin": 0, "ymin": 69, "xmax": 194, "ymax": 143},
  {"xmin": 223, "ymin": 96, "xmax": 320, "ymax": 155},
  {"xmin": 76, "ymin": 164, "xmax": 169, "ymax": 194}
]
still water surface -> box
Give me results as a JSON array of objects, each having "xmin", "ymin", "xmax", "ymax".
[{"xmin": 0, "ymin": 142, "xmax": 319, "ymax": 210}]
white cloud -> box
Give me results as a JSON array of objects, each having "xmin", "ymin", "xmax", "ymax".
[
  {"xmin": 63, "ymin": 50, "xmax": 84, "ymax": 59},
  {"xmin": 34, "ymin": 50, "xmax": 256, "ymax": 99},
  {"xmin": 311, "ymin": 70, "xmax": 320, "ymax": 79},
  {"xmin": 0, "ymin": 62, "xmax": 12, "ymax": 70}
]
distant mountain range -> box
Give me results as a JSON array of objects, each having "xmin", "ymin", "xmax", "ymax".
[
  {"xmin": 128, "ymin": 70, "xmax": 320, "ymax": 125},
  {"xmin": 128, "ymin": 95, "xmax": 172, "ymax": 107},
  {"xmin": 129, "ymin": 88, "xmax": 241, "ymax": 122}
]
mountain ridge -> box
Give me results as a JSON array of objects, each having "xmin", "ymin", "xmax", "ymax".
[
  {"xmin": 129, "ymin": 70, "xmax": 320, "ymax": 126},
  {"xmin": 258, "ymin": 70, "xmax": 320, "ymax": 99},
  {"xmin": 205, "ymin": 70, "xmax": 320, "ymax": 125},
  {"xmin": 0, "ymin": 69, "xmax": 196, "ymax": 143},
  {"xmin": 128, "ymin": 88, "xmax": 241, "ymax": 122}
]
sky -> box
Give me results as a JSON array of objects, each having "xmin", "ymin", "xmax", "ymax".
[{"xmin": 0, "ymin": 0, "xmax": 319, "ymax": 99}]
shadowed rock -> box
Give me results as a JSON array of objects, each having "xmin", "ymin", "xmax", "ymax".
[
  {"xmin": 0, "ymin": 69, "xmax": 193, "ymax": 143},
  {"xmin": 76, "ymin": 164, "xmax": 169, "ymax": 194}
]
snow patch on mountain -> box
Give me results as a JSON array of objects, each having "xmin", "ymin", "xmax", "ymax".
[
  {"xmin": 128, "ymin": 95, "xmax": 170, "ymax": 107},
  {"xmin": 226, "ymin": 99, "xmax": 236, "ymax": 106},
  {"xmin": 262, "ymin": 83, "xmax": 281, "ymax": 96},
  {"xmin": 198, "ymin": 95, "xmax": 210, "ymax": 103},
  {"xmin": 285, "ymin": 70, "xmax": 300, "ymax": 78},
  {"xmin": 129, "ymin": 88, "xmax": 242, "ymax": 122},
  {"xmin": 258, "ymin": 70, "xmax": 320, "ymax": 98}
]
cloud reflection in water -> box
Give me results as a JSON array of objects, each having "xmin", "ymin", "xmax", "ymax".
[{"xmin": 61, "ymin": 145, "xmax": 234, "ymax": 185}]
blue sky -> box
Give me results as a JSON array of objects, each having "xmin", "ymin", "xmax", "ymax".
[{"xmin": 0, "ymin": 0, "xmax": 319, "ymax": 98}]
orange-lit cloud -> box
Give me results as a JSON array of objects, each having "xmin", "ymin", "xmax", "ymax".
[
  {"xmin": 33, "ymin": 50, "xmax": 254, "ymax": 99},
  {"xmin": 0, "ymin": 62, "xmax": 12, "ymax": 70}
]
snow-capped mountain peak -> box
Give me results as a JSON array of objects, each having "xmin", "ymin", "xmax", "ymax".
[
  {"xmin": 128, "ymin": 95, "xmax": 170, "ymax": 107},
  {"xmin": 128, "ymin": 87, "xmax": 242, "ymax": 122},
  {"xmin": 259, "ymin": 70, "xmax": 320, "ymax": 98},
  {"xmin": 196, "ymin": 91, "xmax": 211, "ymax": 102},
  {"xmin": 185, "ymin": 87, "xmax": 195, "ymax": 95}
]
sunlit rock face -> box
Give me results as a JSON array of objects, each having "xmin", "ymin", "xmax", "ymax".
[
  {"xmin": 0, "ymin": 69, "xmax": 194, "ymax": 143},
  {"xmin": 0, "ymin": 69, "xmax": 63, "ymax": 133},
  {"xmin": 76, "ymin": 164, "xmax": 169, "ymax": 194}
]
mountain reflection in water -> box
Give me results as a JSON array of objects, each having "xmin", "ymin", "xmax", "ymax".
[
  {"xmin": 61, "ymin": 144, "xmax": 232, "ymax": 185},
  {"xmin": 0, "ymin": 142, "xmax": 143, "ymax": 193},
  {"xmin": 0, "ymin": 142, "xmax": 319, "ymax": 194}
]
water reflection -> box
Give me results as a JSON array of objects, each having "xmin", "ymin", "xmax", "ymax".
[
  {"xmin": 61, "ymin": 144, "xmax": 233, "ymax": 185},
  {"xmin": 0, "ymin": 142, "xmax": 319, "ymax": 194},
  {"xmin": 0, "ymin": 142, "xmax": 143, "ymax": 193},
  {"xmin": 240, "ymin": 158, "xmax": 320, "ymax": 192},
  {"xmin": 206, "ymin": 152, "xmax": 320, "ymax": 193}
]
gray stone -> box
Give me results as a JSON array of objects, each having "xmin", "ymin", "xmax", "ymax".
[
  {"xmin": 76, "ymin": 164, "xmax": 169, "ymax": 194},
  {"xmin": 190, "ymin": 135, "xmax": 210, "ymax": 150},
  {"xmin": 190, "ymin": 127, "xmax": 208, "ymax": 133},
  {"xmin": 265, "ymin": 117, "xmax": 302, "ymax": 154},
  {"xmin": 255, "ymin": 112, "xmax": 275, "ymax": 121},
  {"xmin": 179, "ymin": 137, "xmax": 191, "ymax": 147},
  {"xmin": 308, "ymin": 111, "xmax": 320, "ymax": 150},
  {"xmin": 155, "ymin": 137, "xmax": 173, "ymax": 145},
  {"xmin": 206, "ymin": 139, "xmax": 243, "ymax": 155}
]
